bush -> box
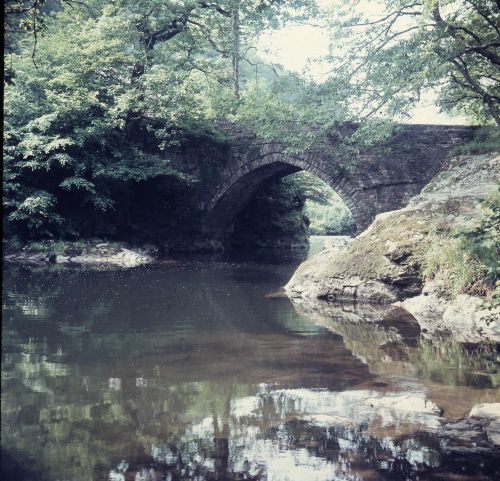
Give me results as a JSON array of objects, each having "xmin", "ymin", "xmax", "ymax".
[
  {"xmin": 451, "ymin": 126, "xmax": 500, "ymax": 156},
  {"xmin": 422, "ymin": 185, "xmax": 500, "ymax": 297}
]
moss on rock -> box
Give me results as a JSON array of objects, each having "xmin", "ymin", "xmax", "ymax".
[{"xmin": 285, "ymin": 153, "xmax": 500, "ymax": 306}]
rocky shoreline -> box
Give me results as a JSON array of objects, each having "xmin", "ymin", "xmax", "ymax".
[
  {"xmin": 3, "ymin": 233, "xmax": 312, "ymax": 269},
  {"xmin": 285, "ymin": 152, "xmax": 500, "ymax": 342},
  {"xmin": 3, "ymin": 242, "xmax": 157, "ymax": 269}
]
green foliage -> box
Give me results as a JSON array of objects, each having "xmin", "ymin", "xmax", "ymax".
[
  {"xmin": 4, "ymin": 0, "xmax": 496, "ymax": 247},
  {"xmin": 19, "ymin": 239, "xmax": 93, "ymax": 255},
  {"xmin": 3, "ymin": 0, "xmax": 319, "ymax": 243},
  {"xmin": 293, "ymin": 172, "xmax": 356, "ymax": 235},
  {"xmin": 422, "ymin": 236, "xmax": 486, "ymax": 296},
  {"xmin": 235, "ymin": 75, "xmax": 398, "ymax": 163},
  {"xmin": 322, "ymin": 0, "xmax": 500, "ymax": 125},
  {"xmin": 4, "ymin": 3, "xmax": 196, "ymax": 239},
  {"xmin": 422, "ymin": 185, "xmax": 500, "ymax": 297},
  {"xmin": 231, "ymin": 171, "xmax": 357, "ymax": 245},
  {"xmin": 7, "ymin": 190, "xmax": 64, "ymax": 235},
  {"xmin": 451, "ymin": 126, "xmax": 500, "ymax": 156},
  {"xmin": 305, "ymin": 199, "xmax": 356, "ymax": 236},
  {"xmin": 291, "ymin": 172, "xmax": 333, "ymax": 205}
]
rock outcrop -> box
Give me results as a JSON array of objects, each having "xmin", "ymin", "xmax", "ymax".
[
  {"xmin": 395, "ymin": 282, "xmax": 500, "ymax": 342},
  {"xmin": 285, "ymin": 153, "xmax": 500, "ymax": 340}
]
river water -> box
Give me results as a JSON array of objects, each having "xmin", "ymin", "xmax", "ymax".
[{"xmin": 2, "ymin": 237, "xmax": 500, "ymax": 481}]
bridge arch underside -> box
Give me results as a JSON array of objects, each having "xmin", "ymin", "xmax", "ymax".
[{"xmin": 205, "ymin": 160, "xmax": 369, "ymax": 235}]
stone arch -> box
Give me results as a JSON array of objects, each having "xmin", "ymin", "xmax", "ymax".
[
  {"xmin": 201, "ymin": 124, "xmax": 477, "ymax": 237},
  {"xmin": 204, "ymin": 148, "xmax": 369, "ymax": 233}
]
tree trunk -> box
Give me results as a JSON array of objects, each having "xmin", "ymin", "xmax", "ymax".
[
  {"xmin": 451, "ymin": 59, "xmax": 500, "ymax": 125},
  {"xmin": 231, "ymin": 4, "xmax": 240, "ymax": 99}
]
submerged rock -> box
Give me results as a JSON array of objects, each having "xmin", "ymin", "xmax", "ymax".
[{"xmin": 469, "ymin": 403, "xmax": 500, "ymax": 419}]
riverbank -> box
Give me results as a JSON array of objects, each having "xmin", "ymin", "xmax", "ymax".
[
  {"xmin": 3, "ymin": 240, "xmax": 157, "ymax": 269},
  {"xmin": 2, "ymin": 235, "xmax": 309, "ymax": 270},
  {"xmin": 285, "ymin": 152, "xmax": 500, "ymax": 342}
]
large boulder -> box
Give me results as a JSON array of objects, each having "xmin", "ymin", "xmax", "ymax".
[
  {"xmin": 285, "ymin": 153, "xmax": 499, "ymax": 305},
  {"xmin": 396, "ymin": 285, "xmax": 500, "ymax": 342}
]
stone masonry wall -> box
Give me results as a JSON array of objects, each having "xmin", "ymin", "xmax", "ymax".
[{"xmin": 203, "ymin": 124, "xmax": 477, "ymax": 234}]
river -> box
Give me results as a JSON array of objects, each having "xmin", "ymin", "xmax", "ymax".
[{"xmin": 2, "ymin": 237, "xmax": 499, "ymax": 481}]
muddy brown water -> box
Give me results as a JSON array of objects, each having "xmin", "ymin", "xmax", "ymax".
[{"xmin": 2, "ymin": 239, "xmax": 500, "ymax": 481}]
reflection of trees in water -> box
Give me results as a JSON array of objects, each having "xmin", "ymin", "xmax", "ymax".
[
  {"xmin": 3, "ymin": 262, "xmax": 314, "ymax": 355},
  {"xmin": 3, "ymin": 267, "xmax": 115, "ymax": 342},
  {"xmin": 2, "ymin": 265, "xmax": 373, "ymax": 392},
  {"xmin": 3, "ymin": 367, "xmax": 500, "ymax": 481},
  {"xmin": 103, "ymin": 415, "xmax": 499, "ymax": 481},
  {"xmin": 3, "ymin": 266, "xmax": 500, "ymax": 481}
]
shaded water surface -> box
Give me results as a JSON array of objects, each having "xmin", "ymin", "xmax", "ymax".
[{"xmin": 2, "ymin": 244, "xmax": 500, "ymax": 481}]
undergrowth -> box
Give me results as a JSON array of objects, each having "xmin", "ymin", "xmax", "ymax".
[
  {"xmin": 450, "ymin": 126, "xmax": 500, "ymax": 156},
  {"xmin": 422, "ymin": 237, "xmax": 489, "ymax": 297},
  {"xmin": 422, "ymin": 185, "xmax": 500, "ymax": 304}
]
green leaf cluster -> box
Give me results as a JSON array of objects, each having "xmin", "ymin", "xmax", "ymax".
[
  {"xmin": 322, "ymin": 0, "xmax": 500, "ymax": 125},
  {"xmin": 3, "ymin": 0, "xmax": 318, "ymax": 241}
]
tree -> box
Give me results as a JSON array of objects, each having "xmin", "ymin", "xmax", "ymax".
[
  {"xmin": 321, "ymin": 0, "xmax": 500, "ymax": 125},
  {"xmin": 3, "ymin": 1, "xmax": 319, "ymax": 240},
  {"xmin": 3, "ymin": 2, "xmax": 201, "ymax": 239}
]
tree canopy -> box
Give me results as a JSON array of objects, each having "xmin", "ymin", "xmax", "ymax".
[
  {"xmin": 3, "ymin": 0, "xmax": 499, "ymax": 241},
  {"xmin": 320, "ymin": 0, "xmax": 500, "ymax": 124}
]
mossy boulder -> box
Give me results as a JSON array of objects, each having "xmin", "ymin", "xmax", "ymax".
[{"xmin": 285, "ymin": 153, "xmax": 499, "ymax": 304}]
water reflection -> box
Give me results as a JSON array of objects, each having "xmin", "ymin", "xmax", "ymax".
[
  {"xmin": 2, "ymin": 257, "xmax": 499, "ymax": 481},
  {"xmin": 291, "ymin": 299, "xmax": 500, "ymax": 418}
]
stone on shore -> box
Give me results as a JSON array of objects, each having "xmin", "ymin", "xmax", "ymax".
[{"xmin": 4, "ymin": 242, "xmax": 155, "ymax": 269}]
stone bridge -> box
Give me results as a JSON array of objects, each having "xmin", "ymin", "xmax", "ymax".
[{"xmin": 201, "ymin": 124, "xmax": 476, "ymax": 234}]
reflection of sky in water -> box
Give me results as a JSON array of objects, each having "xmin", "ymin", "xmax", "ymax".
[
  {"xmin": 230, "ymin": 387, "xmax": 442, "ymax": 429},
  {"xmin": 152, "ymin": 384, "xmax": 444, "ymax": 481},
  {"xmin": 2, "ymin": 262, "xmax": 500, "ymax": 481}
]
